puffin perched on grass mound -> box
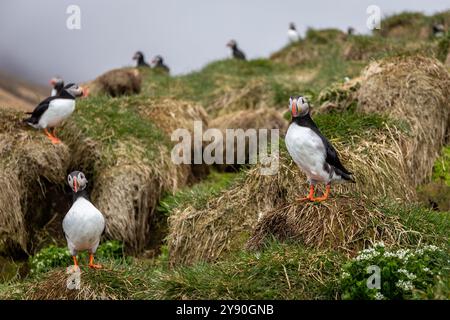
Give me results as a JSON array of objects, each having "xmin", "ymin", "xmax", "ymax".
[
  {"xmin": 23, "ymin": 83, "xmax": 85, "ymax": 144},
  {"xmin": 63, "ymin": 171, "xmax": 105, "ymax": 270},
  {"xmin": 152, "ymin": 55, "xmax": 170, "ymax": 74},
  {"xmin": 285, "ymin": 96, "xmax": 355, "ymax": 202},
  {"xmin": 227, "ymin": 40, "xmax": 246, "ymax": 60},
  {"xmin": 288, "ymin": 22, "xmax": 300, "ymax": 43},
  {"xmin": 133, "ymin": 51, "xmax": 150, "ymax": 67},
  {"xmin": 50, "ymin": 76, "xmax": 64, "ymax": 96}
]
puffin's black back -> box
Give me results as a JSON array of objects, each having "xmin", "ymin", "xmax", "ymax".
[{"xmin": 293, "ymin": 113, "xmax": 352, "ymax": 176}]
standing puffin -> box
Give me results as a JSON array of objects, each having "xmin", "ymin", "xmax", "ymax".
[
  {"xmin": 63, "ymin": 171, "xmax": 106, "ymax": 270},
  {"xmin": 152, "ymin": 55, "xmax": 170, "ymax": 74},
  {"xmin": 288, "ymin": 22, "xmax": 300, "ymax": 43},
  {"xmin": 285, "ymin": 96, "xmax": 355, "ymax": 202},
  {"xmin": 227, "ymin": 40, "xmax": 246, "ymax": 60},
  {"xmin": 23, "ymin": 83, "xmax": 85, "ymax": 144},
  {"xmin": 50, "ymin": 76, "xmax": 64, "ymax": 97},
  {"xmin": 133, "ymin": 51, "xmax": 150, "ymax": 67}
]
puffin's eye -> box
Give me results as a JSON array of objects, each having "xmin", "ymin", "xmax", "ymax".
[{"xmin": 79, "ymin": 173, "xmax": 85, "ymax": 180}]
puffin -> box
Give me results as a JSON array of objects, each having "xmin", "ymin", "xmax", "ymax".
[
  {"xmin": 63, "ymin": 171, "xmax": 106, "ymax": 270},
  {"xmin": 50, "ymin": 76, "xmax": 64, "ymax": 96},
  {"xmin": 133, "ymin": 51, "xmax": 150, "ymax": 67},
  {"xmin": 23, "ymin": 83, "xmax": 85, "ymax": 144},
  {"xmin": 347, "ymin": 27, "xmax": 355, "ymax": 36},
  {"xmin": 285, "ymin": 96, "xmax": 355, "ymax": 202},
  {"xmin": 432, "ymin": 23, "xmax": 445, "ymax": 37},
  {"xmin": 288, "ymin": 23, "xmax": 300, "ymax": 43},
  {"xmin": 226, "ymin": 40, "xmax": 246, "ymax": 60},
  {"xmin": 152, "ymin": 55, "xmax": 170, "ymax": 74}
]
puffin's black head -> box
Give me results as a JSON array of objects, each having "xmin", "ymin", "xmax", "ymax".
[
  {"xmin": 226, "ymin": 40, "xmax": 237, "ymax": 49},
  {"xmin": 152, "ymin": 55, "xmax": 163, "ymax": 65},
  {"xmin": 63, "ymin": 83, "xmax": 86, "ymax": 98},
  {"xmin": 289, "ymin": 22, "xmax": 296, "ymax": 30},
  {"xmin": 133, "ymin": 51, "xmax": 144, "ymax": 61},
  {"xmin": 68, "ymin": 171, "xmax": 88, "ymax": 193},
  {"xmin": 50, "ymin": 76, "xmax": 64, "ymax": 90},
  {"xmin": 289, "ymin": 96, "xmax": 309, "ymax": 117}
]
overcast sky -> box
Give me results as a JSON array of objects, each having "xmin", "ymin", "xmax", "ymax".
[{"xmin": 0, "ymin": 0, "xmax": 449, "ymax": 86}]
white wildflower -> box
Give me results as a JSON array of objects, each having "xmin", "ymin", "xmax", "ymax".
[
  {"xmin": 396, "ymin": 280, "xmax": 414, "ymax": 291},
  {"xmin": 374, "ymin": 292, "xmax": 385, "ymax": 300}
]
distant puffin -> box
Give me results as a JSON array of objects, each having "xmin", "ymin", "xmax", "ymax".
[
  {"xmin": 285, "ymin": 96, "xmax": 355, "ymax": 202},
  {"xmin": 347, "ymin": 27, "xmax": 355, "ymax": 36},
  {"xmin": 63, "ymin": 171, "xmax": 105, "ymax": 270},
  {"xmin": 432, "ymin": 23, "xmax": 445, "ymax": 37},
  {"xmin": 23, "ymin": 83, "xmax": 85, "ymax": 144},
  {"xmin": 227, "ymin": 40, "xmax": 246, "ymax": 60},
  {"xmin": 288, "ymin": 22, "xmax": 300, "ymax": 43},
  {"xmin": 133, "ymin": 51, "xmax": 150, "ymax": 67},
  {"xmin": 152, "ymin": 55, "xmax": 170, "ymax": 73},
  {"xmin": 50, "ymin": 76, "xmax": 64, "ymax": 97}
]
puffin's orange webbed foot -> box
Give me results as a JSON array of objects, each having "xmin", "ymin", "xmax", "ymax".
[
  {"xmin": 88, "ymin": 254, "xmax": 102, "ymax": 269},
  {"xmin": 68, "ymin": 256, "xmax": 81, "ymax": 273},
  {"xmin": 44, "ymin": 128, "xmax": 61, "ymax": 144},
  {"xmin": 311, "ymin": 184, "xmax": 331, "ymax": 202},
  {"xmin": 296, "ymin": 185, "xmax": 315, "ymax": 202}
]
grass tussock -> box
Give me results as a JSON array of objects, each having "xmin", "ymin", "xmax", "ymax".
[
  {"xmin": 0, "ymin": 109, "xmax": 69, "ymax": 255},
  {"xmin": 86, "ymin": 68, "xmax": 142, "ymax": 97}
]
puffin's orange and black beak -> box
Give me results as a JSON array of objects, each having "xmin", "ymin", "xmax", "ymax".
[
  {"xmin": 291, "ymin": 99, "xmax": 298, "ymax": 117},
  {"xmin": 81, "ymin": 86, "xmax": 89, "ymax": 98},
  {"xmin": 73, "ymin": 177, "xmax": 78, "ymax": 193}
]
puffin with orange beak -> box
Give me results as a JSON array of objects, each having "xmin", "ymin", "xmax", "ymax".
[
  {"xmin": 50, "ymin": 76, "xmax": 64, "ymax": 96},
  {"xmin": 23, "ymin": 83, "xmax": 87, "ymax": 144},
  {"xmin": 285, "ymin": 96, "xmax": 355, "ymax": 202},
  {"xmin": 63, "ymin": 171, "xmax": 106, "ymax": 270}
]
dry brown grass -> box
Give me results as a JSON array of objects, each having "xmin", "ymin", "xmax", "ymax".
[
  {"xmin": 207, "ymin": 79, "xmax": 272, "ymax": 117},
  {"xmin": 13, "ymin": 267, "xmax": 136, "ymax": 300},
  {"xmin": 208, "ymin": 108, "xmax": 288, "ymax": 170},
  {"xmin": 168, "ymin": 55, "xmax": 450, "ymax": 266},
  {"xmin": 246, "ymin": 196, "xmax": 406, "ymax": 254},
  {"xmin": 86, "ymin": 68, "xmax": 141, "ymax": 97},
  {"xmin": 270, "ymin": 41, "xmax": 323, "ymax": 67},
  {"xmin": 137, "ymin": 98, "xmax": 211, "ymax": 184},
  {"xmin": 0, "ymin": 109, "xmax": 69, "ymax": 255},
  {"xmin": 357, "ymin": 55, "xmax": 450, "ymax": 186}
]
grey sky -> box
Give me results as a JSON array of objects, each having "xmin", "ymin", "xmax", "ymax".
[{"xmin": 0, "ymin": 0, "xmax": 449, "ymax": 86}]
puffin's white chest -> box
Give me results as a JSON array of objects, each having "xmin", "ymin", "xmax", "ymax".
[
  {"xmin": 39, "ymin": 98, "xmax": 75, "ymax": 128},
  {"xmin": 288, "ymin": 30, "xmax": 300, "ymax": 42},
  {"xmin": 285, "ymin": 123, "xmax": 327, "ymax": 181},
  {"xmin": 63, "ymin": 197, "xmax": 105, "ymax": 252}
]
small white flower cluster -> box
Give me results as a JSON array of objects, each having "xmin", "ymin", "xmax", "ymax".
[
  {"xmin": 374, "ymin": 292, "xmax": 385, "ymax": 300},
  {"xmin": 355, "ymin": 247, "xmax": 381, "ymax": 261},
  {"xmin": 341, "ymin": 271, "xmax": 351, "ymax": 279},
  {"xmin": 396, "ymin": 279, "xmax": 414, "ymax": 291},
  {"xmin": 383, "ymin": 248, "xmax": 411, "ymax": 261},
  {"xmin": 397, "ymin": 268, "xmax": 417, "ymax": 280}
]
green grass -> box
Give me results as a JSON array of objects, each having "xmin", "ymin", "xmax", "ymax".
[
  {"xmin": 67, "ymin": 95, "xmax": 169, "ymax": 163},
  {"xmin": 378, "ymin": 202, "xmax": 450, "ymax": 246},
  {"xmin": 432, "ymin": 146, "xmax": 450, "ymax": 186},
  {"xmin": 138, "ymin": 242, "xmax": 344, "ymax": 300},
  {"xmin": 157, "ymin": 170, "xmax": 241, "ymax": 215}
]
